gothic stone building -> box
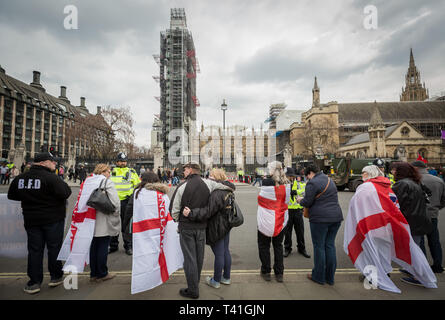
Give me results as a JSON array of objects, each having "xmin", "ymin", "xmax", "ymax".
[
  {"xmin": 290, "ymin": 50, "xmax": 445, "ymax": 166},
  {"xmin": 0, "ymin": 66, "xmax": 102, "ymax": 163}
]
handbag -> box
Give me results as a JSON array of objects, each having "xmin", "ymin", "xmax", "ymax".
[
  {"xmin": 303, "ymin": 178, "xmax": 331, "ymax": 219},
  {"xmin": 87, "ymin": 178, "xmax": 116, "ymax": 215},
  {"xmin": 225, "ymin": 192, "xmax": 244, "ymax": 227}
]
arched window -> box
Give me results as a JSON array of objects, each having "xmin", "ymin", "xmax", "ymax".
[{"xmin": 401, "ymin": 127, "xmax": 410, "ymax": 137}]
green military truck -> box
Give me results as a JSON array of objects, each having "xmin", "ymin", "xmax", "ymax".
[{"xmin": 329, "ymin": 158, "xmax": 376, "ymax": 192}]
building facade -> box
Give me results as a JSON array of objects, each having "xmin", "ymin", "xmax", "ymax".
[
  {"xmin": 290, "ymin": 50, "xmax": 445, "ymax": 165},
  {"xmin": 0, "ymin": 66, "xmax": 98, "ymax": 164}
]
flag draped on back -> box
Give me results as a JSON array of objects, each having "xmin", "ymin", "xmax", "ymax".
[
  {"xmin": 344, "ymin": 177, "xmax": 437, "ymax": 293},
  {"xmin": 131, "ymin": 189, "xmax": 183, "ymax": 294},
  {"xmin": 257, "ymin": 185, "xmax": 290, "ymax": 237},
  {"xmin": 58, "ymin": 174, "xmax": 104, "ymax": 273}
]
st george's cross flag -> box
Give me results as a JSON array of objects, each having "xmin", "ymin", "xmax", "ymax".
[
  {"xmin": 257, "ymin": 184, "xmax": 290, "ymax": 237},
  {"xmin": 344, "ymin": 176, "xmax": 437, "ymax": 293},
  {"xmin": 131, "ymin": 189, "xmax": 183, "ymax": 294},
  {"xmin": 58, "ymin": 174, "xmax": 104, "ymax": 273}
]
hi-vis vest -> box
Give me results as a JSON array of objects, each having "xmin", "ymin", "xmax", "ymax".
[
  {"xmin": 388, "ymin": 173, "xmax": 395, "ymax": 187},
  {"xmin": 288, "ymin": 180, "xmax": 306, "ymax": 210},
  {"xmin": 237, "ymin": 170, "xmax": 244, "ymax": 176},
  {"xmin": 111, "ymin": 167, "xmax": 141, "ymax": 200}
]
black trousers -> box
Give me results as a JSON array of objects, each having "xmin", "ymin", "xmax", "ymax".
[
  {"xmin": 25, "ymin": 220, "xmax": 64, "ymax": 285},
  {"xmin": 180, "ymin": 228, "xmax": 206, "ymax": 295},
  {"xmin": 284, "ymin": 208, "xmax": 306, "ymax": 252},
  {"xmin": 257, "ymin": 229, "xmax": 285, "ymax": 275},
  {"xmin": 110, "ymin": 198, "xmax": 132, "ymax": 250},
  {"xmin": 90, "ymin": 236, "xmax": 111, "ymax": 278}
]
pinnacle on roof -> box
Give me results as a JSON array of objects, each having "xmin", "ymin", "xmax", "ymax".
[
  {"xmin": 369, "ymin": 101, "xmax": 383, "ymax": 127},
  {"xmin": 313, "ymin": 76, "xmax": 319, "ymax": 90}
]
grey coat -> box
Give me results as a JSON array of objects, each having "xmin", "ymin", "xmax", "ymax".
[
  {"xmin": 94, "ymin": 178, "xmax": 121, "ymax": 237},
  {"xmin": 418, "ymin": 167, "xmax": 445, "ymax": 219}
]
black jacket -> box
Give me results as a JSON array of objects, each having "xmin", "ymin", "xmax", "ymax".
[
  {"xmin": 300, "ymin": 172, "xmax": 343, "ymax": 224},
  {"xmin": 392, "ymin": 178, "xmax": 432, "ymax": 236},
  {"xmin": 187, "ymin": 181, "xmax": 236, "ymax": 246},
  {"xmin": 7, "ymin": 165, "xmax": 72, "ymax": 228}
]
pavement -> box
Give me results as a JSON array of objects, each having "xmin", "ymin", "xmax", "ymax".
[
  {"xmin": 1, "ymin": 179, "xmax": 445, "ymax": 300},
  {"xmin": 0, "ymin": 269, "xmax": 444, "ymax": 300}
]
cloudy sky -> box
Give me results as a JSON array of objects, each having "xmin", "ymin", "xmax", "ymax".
[{"xmin": 1, "ymin": 0, "xmax": 444, "ymax": 147}]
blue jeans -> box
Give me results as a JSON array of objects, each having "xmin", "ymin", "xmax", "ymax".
[
  {"xmin": 89, "ymin": 236, "xmax": 111, "ymax": 278},
  {"xmin": 252, "ymin": 178, "xmax": 262, "ymax": 186},
  {"xmin": 210, "ymin": 233, "xmax": 232, "ymax": 282},
  {"xmin": 420, "ymin": 218, "xmax": 442, "ymax": 270},
  {"xmin": 25, "ymin": 220, "xmax": 64, "ymax": 286},
  {"xmin": 310, "ymin": 221, "xmax": 341, "ymax": 285}
]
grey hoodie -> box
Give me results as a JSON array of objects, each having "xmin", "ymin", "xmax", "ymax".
[{"xmin": 418, "ymin": 167, "xmax": 445, "ymax": 219}]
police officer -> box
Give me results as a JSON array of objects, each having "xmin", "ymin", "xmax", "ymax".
[
  {"xmin": 284, "ymin": 168, "xmax": 310, "ymax": 258},
  {"xmin": 373, "ymin": 158, "xmax": 395, "ymax": 186},
  {"xmin": 7, "ymin": 152, "xmax": 72, "ymax": 294},
  {"xmin": 109, "ymin": 152, "xmax": 141, "ymax": 255}
]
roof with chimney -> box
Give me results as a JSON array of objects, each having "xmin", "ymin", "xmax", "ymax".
[{"xmin": 0, "ymin": 66, "xmax": 91, "ymax": 118}]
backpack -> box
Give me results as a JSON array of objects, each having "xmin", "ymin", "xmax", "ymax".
[{"xmin": 224, "ymin": 192, "xmax": 244, "ymax": 227}]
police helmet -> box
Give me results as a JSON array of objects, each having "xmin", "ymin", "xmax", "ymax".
[
  {"xmin": 373, "ymin": 158, "xmax": 385, "ymax": 168},
  {"xmin": 116, "ymin": 152, "xmax": 127, "ymax": 162}
]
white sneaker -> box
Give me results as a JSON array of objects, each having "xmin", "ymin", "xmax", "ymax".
[
  {"xmin": 205, "ymin": 276, "xmax": 220, "ymax": 288},
  {"xmin": 220, "ymin": 277, "xmax": 231, "ymax": 285}
]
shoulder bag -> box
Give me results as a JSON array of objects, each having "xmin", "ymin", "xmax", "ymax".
[
  {"xmin": 303, "ymin": 178, "xmax": 330, "ymax": 218},
  {"xmin": 87, "ymin": 178, "xmax": 116, "ymax": 215}
]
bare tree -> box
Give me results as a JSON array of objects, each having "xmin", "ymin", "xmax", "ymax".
[
  {"xmin": 302, "ymin": 117, "xmax": 339, "ymax": 157},
  {"xmin": 65, "ymin": 106, "xmax": 136, "ymax": 160}
]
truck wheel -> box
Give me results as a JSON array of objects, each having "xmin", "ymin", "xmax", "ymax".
[
  {"xmin": 347, "ymin": 181, "xmax": 355, "ymax": 192},
  {"xmin": 352, "ymin": 179, "xmax": 363, "ymax": 192}
]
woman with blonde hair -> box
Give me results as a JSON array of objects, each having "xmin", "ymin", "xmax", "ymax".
[
  {"xmin": 257, "ymin": 161, "xmax": 292, "ymax": 282},
  {"xmin": 89, "ymin": 164, "xmax": 121, "ymax": 282},
  {"xmin": 183, "ymin": 168, "xmax": 236, "ymax": 289}
]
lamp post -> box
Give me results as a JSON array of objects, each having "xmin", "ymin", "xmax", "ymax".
[
  {"xmin": 221, "ymin": 99, "xmax": 227, "ymax": 131},
  {"xmin": 221, "ymin": 99, "xmax": 228, "ymax": 168}
]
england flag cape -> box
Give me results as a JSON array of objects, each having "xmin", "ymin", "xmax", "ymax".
[
  {"xmin": 131, "ymin": 189, "xmax": 183, "ymax": 294},
  {"xmin": 58, "ymin": 174, "xmax": 104, "ymax": 273},
  {"xmin": 257, "ymin": 184, "xmax": 290, "ymax": 237},
  {"xmin": 344, "ymin": 177, "xmax": 437, "ymax": 293}
]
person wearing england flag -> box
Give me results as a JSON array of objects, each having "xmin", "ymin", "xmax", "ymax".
[
  {"xmin": 58, "ymin": 164, "xmax": 120, "ymax": 283},
  {"xmin": 257, "ymin": 161, "xmax": 292, "ymax": 283},
  {"xmin": 344, "ymin": 165, "xmax": 437, "ymax": 293},
  {"xmin": 296, "ymin": 164, "xmax": 343, "ymax": 286},
  {"xmin": 126, "ymin": 172, "xmax": 183, "ymax": 294}
]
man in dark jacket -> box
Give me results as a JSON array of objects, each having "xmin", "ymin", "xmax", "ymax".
[
  {"xmin": 169, "ymin": 162, "xmax": 232, "ymax": 299},
  {"xmin": 7, "ymin": 152, "xmax": 72, "ymax": 294},
  {"xmin": 412, "ymin": 161, "xmax": 445, "ymax": 273}
]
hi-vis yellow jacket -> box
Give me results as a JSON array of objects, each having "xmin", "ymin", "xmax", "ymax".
[
  {"xmin": 288, "ymin": 180, "xmax": 306, "ymax": 210},
  {"xmin": 110, "ymin": 167, "xmax": 141, "ymax": 201}
]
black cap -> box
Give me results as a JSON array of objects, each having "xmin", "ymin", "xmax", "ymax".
[
  {"xmin": 183, "ymin": 161, "xmax": 201, "ymax": 171},
  {"xmin": 33, "ymin": 152, "xmax": 56, "ymax": 162},
  {"xmin": 285, "ymin": 167, "xmax": 296, "ymax": 177},
  {"xmin": 411, "ymin": 160, "xmax": 427, "ymax": 168},
  {"xmin": 373, "ymin": 158, "xmax": 385, "ymax": 168}
]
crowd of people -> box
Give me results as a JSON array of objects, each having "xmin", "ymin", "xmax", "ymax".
[{"xmin": 5, "ymin": 151, "xmax": 444, "ymax": 297}]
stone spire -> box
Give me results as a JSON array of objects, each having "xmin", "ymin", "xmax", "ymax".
[
  {"xmin": 312, "ymin": 76, "xmax": 320, "ymax": 107},
  {"xmin": 369, "ymin": 101, "xmax": 383, "ymax": 127},
  {"xmin": 400, "ymin": 48, "xmax": 429, "ymax": 101}
]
